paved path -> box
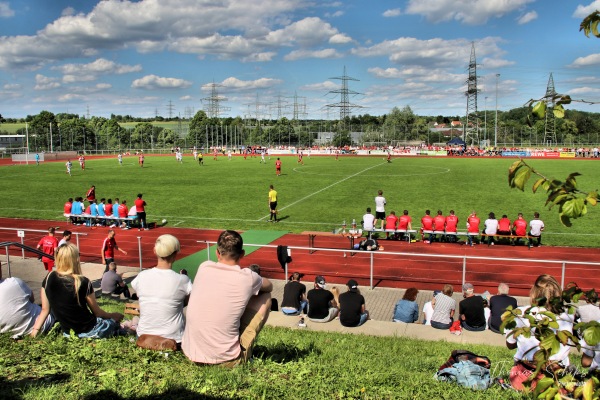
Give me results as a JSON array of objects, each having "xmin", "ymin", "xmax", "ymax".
[{"xmin": 2, "ymin": 255, "xmax": 528, "ymax": 347}]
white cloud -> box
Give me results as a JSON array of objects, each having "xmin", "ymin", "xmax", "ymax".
[
  {"xmin": 219, "ymin": 77, "xmax": 282, "ymax": 91},
  {"xmin": 0, "ymin": 0, "xmax": 315, "ymax": 69},
  {"xmin": 405, "ymin": 0, "xmax": 535, "ymax": 25},
  {"xmin": 34, "ymin": 74, "xmax": 61, "ymax": 90},
  {"xmin": 383, "ymin": 9, "xmax": 402, "ymax": 17},
  {"xmin": 3, "ymin": 83, "xmax": 21, "ymax": 90},
  {"xmin": 284, "ymin": 48, "xmax": 342, "ymax": 61},
  {"xmin": 480, "ymin": 57, "xmax": 515, "ymax": 69},
  {"xmin": 0, "ymin": 1, "xmax": 14, "ymax": 18},
  {"xmin": 353, "ymin": 36, "xmax": 506, "ymax": 69},
  {"xmin": 58, "ymin": 59, "xmax": 141, "ymax": 83},
  {"xmin": 241, "ymin": 52, "xmax": 277, "ymax": 62},
  {"xmin": 517, "ymin": 11, "xmax": 538, "ymax": 24},
  {"xmin": 300, "ymin": 80, "xmax": 340, "ymax": 91},
  {"xmin": 131, "ymin": 75, "xmax": 193, "ymax": 90},
  {"xmin": 568, "ymin": 86, "xmax": 600, "ymax": 95},
  {"xmin": 61, "ymin": 7, "xmax": 76, "ymax": 17},
  {"xmin": 569, "ymin": 53, "xmax": 600, "ymax": 67},
  {"xmin": 58, "ymin": 93, "xmax": 85, "ymax": 102},
  {"xmin": 573, "ymin": 1, "xmax": 600, "ymax": 18},
  {"xmin": 180, "ymin": 95, "xmax": 193, "ymax": 101}
]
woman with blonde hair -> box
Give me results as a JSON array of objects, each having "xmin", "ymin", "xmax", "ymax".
[
  {"xmin": 131, "ymin": 234, "xmax": 192, "ymax": 344},
  {"xmin": 30, "ymin": 243, "xmax": 123, "ymax": 338},
  {"xmin": 505, "ymin": 274, "xmax": 574, "ymax": 390}
]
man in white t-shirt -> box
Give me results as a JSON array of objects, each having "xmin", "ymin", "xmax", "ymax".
[
  {"xmin": 421, "ymin": 290, "xmax": 440, "ymax": 325},
  {"xmin": 0, "ymin": 264, "xmax": 55, "ymax": 338},
  {"xmin": 182, "ymin": 230, "xmax": 272, "ymax": 367},
  {"xmin": 528, "ymin": 212, "xmax": 544, "ymax": 247},
  {"xmin": 374, "ymin": 190, "xmax": 386, "ymax": 229},
  {"xmin": 484, "ymin": 212, "xmax": 499, "ymax": 245},
  {"xmin": 362, "ymin": 207, "xmax": 376, "ymax": 232}
]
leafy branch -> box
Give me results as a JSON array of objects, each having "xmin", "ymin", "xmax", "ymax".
[
  {"xmin": 508, "ymin": 159, "xmax": 598, "ymax": 226},
  {"xmin": 501, "ymin": 284, "xmax": 600, "ymax": 399},
  {"xmin": 580, "ymin": 11, "xmax": 600, "ymax": 38}
]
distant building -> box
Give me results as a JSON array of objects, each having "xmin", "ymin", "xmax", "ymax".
[{"xmin": 0, "ymin": 135, "xmax": 25, "ymax": 148}]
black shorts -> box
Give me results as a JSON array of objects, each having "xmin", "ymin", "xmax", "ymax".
[
  {"xmin": 375, "ymin": 211, "xmax": 386, "ymax": 220},
  {"xmin": 269, "ymin": 202, "xmax": 277, "ymax": 211}
]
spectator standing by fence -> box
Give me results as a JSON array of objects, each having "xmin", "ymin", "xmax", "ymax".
[
  {"xmin": 374, "ymin": 190, "xmax": 386, "ymax": 230},
  {"xmin": 101, "ymin": 229, "xmax": 127, "ymax": 273},
  {"xmin": 36, "ymin": 227, "xmax": 58, "ymax": 272}
]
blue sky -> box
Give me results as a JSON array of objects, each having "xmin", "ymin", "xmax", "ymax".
[{"xmin": 0, "ymin": 0, "xmax": 599, "ymax": 119}]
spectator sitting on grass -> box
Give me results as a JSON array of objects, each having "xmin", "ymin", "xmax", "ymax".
[
  {"xmin": 430, "ymin": 284, "xmax": 455, "ymax": 330},
  {"xmin": 31, "ymin": 243, "xmax": 123, "ymax": 339},
  {"xmin": 101, "ymin": 262, "xmax": 131, "ymax": 299},
  {"xmin": 307, "ymin": 275, "xmax": 339, "ymax": 323},
  {"xmin": 339, "ymin": 279, "xmax": 369, "ymax": 327},
  {"xmin": 392, "ymin": 287, "xmax": 420, "ymax": 323},
  {"xmin": 182, "ymin": 230, "xmax": 273, "ymax": 367},
  {"xmin": 0, "ymin": 262, "xmax": 55, "ymax": 338},
  {"xmin": 281, "ymin": 272, "xmax": 307, "ymax": 316},
  {"xmin": 131, "ymin": 234, "xmax": 192, "ymax": 345}
]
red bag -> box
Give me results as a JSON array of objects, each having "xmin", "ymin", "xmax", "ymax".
[{"xmin": 449, "ymin": 320, "xmax": 462, "ymax": 335}]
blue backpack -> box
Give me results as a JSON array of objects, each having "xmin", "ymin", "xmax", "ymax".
[{"xmin": 435, "ymin": 350, "xmax": 491, "ymax": 390}]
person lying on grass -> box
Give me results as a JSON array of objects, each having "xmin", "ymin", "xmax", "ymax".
[{"xmin": 31, "ymin": 243, "xmax": 123, "ymax": 339}]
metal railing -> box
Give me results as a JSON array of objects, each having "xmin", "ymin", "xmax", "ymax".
[
  {"xmin": 0, "ymin": 227, "xmax": 87, "ymax": 257},
  {"xmin": 197, "ymin": 240, "xmax": 600, "ymax": 290}
]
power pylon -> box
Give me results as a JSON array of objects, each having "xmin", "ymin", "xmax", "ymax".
[
  {"xmin": 326, "ymin": 66, "xmax": 363, "ymax": 125},
  {"xmin": 464, "ymin": 42, "xmax": 479, "ymax": 145},
  {"xmin": 166, "ymin": 100, "xmax": 175, "ymax": 119},
  {"xmin": 271, "ymin": 93, "xmax": 289, "ymax": 120},
  {"xmin": 543, "ymin": 73, "xmax": 557, "ymax": 145},
  {"xmin": 202, "ymin": 82, "xmax": 230, "ymax": 118}
]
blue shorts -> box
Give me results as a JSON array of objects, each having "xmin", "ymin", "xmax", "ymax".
[{"xmin": 64, "ymin": 317, "xmax": 120, "ymax": 339}]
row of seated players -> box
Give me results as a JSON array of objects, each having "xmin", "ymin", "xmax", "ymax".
[
  {"xmin": 363, "ymin": 209, "xmax": 541, "ymax": 246},
  {"xmin": 64, "ymin": 197, "xmax": 137, "ymax": 228}
]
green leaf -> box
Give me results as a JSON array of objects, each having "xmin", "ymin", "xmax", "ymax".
[
  {"xmin": 582, "ymin": 377, "xmax": 594, "ymax": 400},
  {"xmin": 540, "ymin": 333, "xmax": 560, "ymax": 355},
  {"xmin": 513, "ymin": 165, "xmax": 532, "ymax": 191},
  {"xmin": 586, "ymin": 191, "xmax": 598, "ymax": 206},
  {"xmin": 532, "ymin": 178, "xmax": 546, "ymax": 194},
  {"xmin": 532, "ymin": 101, "xmax": 547, "ymax": 119},
  {"xmin": 553, "ymin": 104, "xmax": 565, "ymax": 119},
  {"xmin": 533, "ymin": 377, "xmax": 554, "ymax": 398},
  {"xmin": 582, "ymin": 324, "xmax": 600, "ymax": 346},
  {"xmin": 592, "ymin": 19, "xmax": 600, "ymax": 38},
  {"xmin": 560, "ymin": 214, "xmax": 572, "ymax": 227}
]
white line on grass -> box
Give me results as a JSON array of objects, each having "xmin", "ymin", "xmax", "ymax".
[{"xmin": 258, "ymin": 162, "xmax": 386, "ymax": 221}]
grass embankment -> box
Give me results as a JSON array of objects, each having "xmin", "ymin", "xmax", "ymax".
[
  {"xmin": 0, "ymin": 155, "xmax": 598, "ymax": 246},
  {"xmin": 0, "ymin": 299, "xmax": 529, "ymax": 400}
]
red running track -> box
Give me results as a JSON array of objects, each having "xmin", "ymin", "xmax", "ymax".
[{"xmin": 1, "ymin": 217, "xmax": 599, "ymax": 296}]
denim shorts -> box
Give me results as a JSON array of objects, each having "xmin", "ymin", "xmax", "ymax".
[{"xmin": 63, "ymin": 317, "xmax": 120, "ymax": 339}]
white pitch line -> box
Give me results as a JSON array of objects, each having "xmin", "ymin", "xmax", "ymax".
[{"xmin": 258, "ymin": 162, "xmax": 386, "ymax": 221}]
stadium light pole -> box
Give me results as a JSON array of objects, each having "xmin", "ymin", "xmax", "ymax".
[
  {"xmin": 494, "ymin": 73, "xmax": 500, "ymax": 148},
  {"xmin": 484, "ymin": 96, "xmax": 488, "ymax": 144}
]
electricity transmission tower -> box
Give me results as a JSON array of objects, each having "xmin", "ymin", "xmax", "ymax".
[
  {"xmin": 166, "ymin": 100, "xmax": 175, "ymax": 119},
  {"xmin": 464, "ymin": 42, "xmax": 479, "ymax": 145},
  {"xmin": 291, "ymin": 92, "xmax": 308, "ymax": 122},
  {"xmin": 326, "ymin": 66, "xmax": 363, "ymax": 125},
  {"xmin": 543, "ymin": 73, "xmax": 557, "ymax": 145},
  {"xmin": 270, "ymin": 93, "xmax": 289, "ymax": 120},
  {"xmin": 202, "ymin": 82, "xmax": 230, "ymax": 118}
]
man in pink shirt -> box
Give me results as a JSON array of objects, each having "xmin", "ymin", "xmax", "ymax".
[{"xmin": 182, "ymin": 230, "xmax": 272, "ymax": 367}]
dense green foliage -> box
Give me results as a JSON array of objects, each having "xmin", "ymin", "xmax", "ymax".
[
  {"xmin": 0, "ymin": 299, "xmax": 529, "ymax": 400},
  {"xmin": 1, "ymin": 155, "xmax": 599, "ymax": 247}
]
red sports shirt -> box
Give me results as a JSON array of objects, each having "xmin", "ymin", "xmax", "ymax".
[
  {"xmin": 433, "ymin": 215, "xmax": 446, "ymax": 231},
  {"xmin": 445, "ymin": 215, "xmax": 458, "ymax": 233},
  {"xmin": 421, "ymin": 215, "xmax": 434, "ymax": 230},
  {"xmin": 498, "ymin": 217, "xmax": 511, "ymax": 232},
  {"xmin": 64, "ymin": 202, "xmax": 72, "ymax": 213},
  {"xmin": 37, "ymin": 236, "xmax": 58, "ymax": 263},
  {"xmin": 385, "ymin": 214, "xmax": 398, "ymax": 230},
  {"xmin": 398, "ymin": 215, "xmax": 412, "ymax": 230},
  {"xmin": 513, "ymin": 218, "xmax": 527, "ymax": 236},
  {"xmin": 134, "ymin": 198, "xmax": 146, "ymax": 212},
  {"xmin": 467, "ymin": 216, "xmax": 480, "ymax": 233}
]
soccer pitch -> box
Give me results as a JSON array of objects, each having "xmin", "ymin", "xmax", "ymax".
[{"xmin": 1, "ymin": 154, "xmax": 599, "ymax": 247}]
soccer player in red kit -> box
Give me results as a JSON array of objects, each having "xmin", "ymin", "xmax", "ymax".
[
  {"xmin": 398, "ymin": 210, "xmax": 413, "ymax": 241},
  {"xmin": 36, "ymin": 227, "xmax": 58, "ymax": 272},
  {"xmin": 512, "ymin": 213, "xmax": 528, "ymax": 245},
  {"xmin": 275, "ymin": 158, "xmax": 282, "ymax": 176},
  {"xmin": 385, "ymin": 211, "xmax": 398, "ymax": 239},
  {"xmin": 466, "ymin": 211, "xmax": 480, "ymax": 246},
  {"xmin": 64, "ymin": 198, "xmax": 73, "ymax": 214},
  {"xmin": 497, "ymin": 214, "xmax": 511, "ymax": 236},
  {"xmin": 421, "ymin": 210, "xmax": 434, "ymax": 243},
  {"xmin": 139, "ymin": 153, "xmax": 144, "ymax": 167},
  {"xmin": 213, "ymin": 148, "xmax": 218, "ymax": 161},
  {"xmin": 432, "ymin": 210, "xmax": 446, "ymax": 242},
  {"xmin": 445, "ymin": 210, "xmax": 458, "ymax": 242},
  {"xmin": 86, "ymin": 185, "xmax": 96, "ymax": 202}
]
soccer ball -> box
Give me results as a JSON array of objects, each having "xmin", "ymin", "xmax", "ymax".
[{"xmin": 162, "ymin": 219, "xmax": 167, "ymax": 224}]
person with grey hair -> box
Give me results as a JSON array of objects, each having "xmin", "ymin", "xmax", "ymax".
[
  {"xmin": 131, "ymin": 234, "xmax": 192, "ymax": 344},
  {"xmin": 489, "ymin": 283, "xmax": 518, "ymax": 333},
  {"xmin": 458, "ymin": 283, "xmax": 486, "ymax": 331}
]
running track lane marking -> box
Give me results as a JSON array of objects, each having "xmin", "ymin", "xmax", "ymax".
[{"xmin": 258, "ymin": 162, "xmax": 387, "ymax": 222}]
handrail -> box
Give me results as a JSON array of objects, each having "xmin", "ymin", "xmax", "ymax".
[
  {"xmin": 1, "ymin": 241, "xmax": 53, "ymax": 278},
  {"xmin": 0, "ymin": 227, "xmax": 87, "ymax": 253},
  {"xmin": 196, "ymin": 240, "xmax": 600, "ymax": 290}
]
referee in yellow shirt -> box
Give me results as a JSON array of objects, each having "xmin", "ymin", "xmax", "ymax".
[{"xmin": 268, "ymin": 185, "xmax": 278, "ymax": 223}]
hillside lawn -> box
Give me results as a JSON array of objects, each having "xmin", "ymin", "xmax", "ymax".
[
  {"xmin": 0, "ymin": 299, "xmax": 534, "ymax": 400},
  {"xmin": 0, "ymin": 154, "xmax": 599, "ymax": 247}
]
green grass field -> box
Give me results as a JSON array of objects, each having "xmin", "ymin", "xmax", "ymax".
[
  {"xmin": 0, "ymin": 299, "xmax": 529, "ymax": 400},
  {"xmin": 1, "ymin": 154, "xmax": 599, "ymax": 247}
]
